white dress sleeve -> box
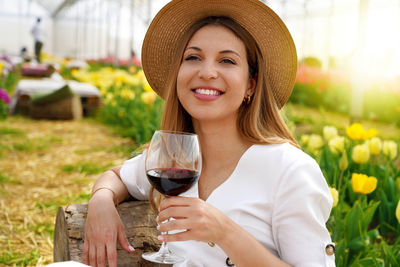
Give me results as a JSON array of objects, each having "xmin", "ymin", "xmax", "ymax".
[
  {"xmin": 272, "ymin": 157, "xmax": 336, "ymax": 267},
  {"xmin": 119, "ymin": 151, "xmax": 150, "ymax": 200}
]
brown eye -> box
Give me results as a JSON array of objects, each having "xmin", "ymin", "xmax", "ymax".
[
  {"xmin": 221, "ymin": 58, "xmax": 236, "ymax": 65},
  {"xmin": 185, "ymin": 55, "xmax": 200, "ymax": 61}
]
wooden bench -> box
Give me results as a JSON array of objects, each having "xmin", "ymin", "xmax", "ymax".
[{"xmin": 54, "ymin": 201, "xmax": 162, "ymax": 267}]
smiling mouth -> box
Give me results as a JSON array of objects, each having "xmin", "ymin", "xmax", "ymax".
[{"xmin": 192, "ymin": 88, "xmax": 224, "ymax": 96}]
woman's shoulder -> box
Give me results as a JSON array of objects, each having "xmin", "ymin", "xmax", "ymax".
[{"xmin": 250, "ymin": 142, "xmax": 316, "ymax": 166}]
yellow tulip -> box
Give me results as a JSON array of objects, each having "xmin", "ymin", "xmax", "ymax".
[
  {"xmin": 128, "ymin": 65, "xmax": 137, "ymax": 74},
  {"xmin": 125, "ymin": 76, "xmax": 140, "ymax": 86},
  {"xmin": 352, "ymin": 144, "xmax": 370, "ymax": 164},
  {"xmin": 105, "ymin": 93, "xmax": 114, "ymax": 103},
  {"xmin": 339, "ymin": 152, "xmax": 348, "ymax": 171},
  {"xmin": 120, "ymin": 89, "xmax": 135, "ymax": 100},
  {"xmin": 307, "ymin": 134, "xmax": 323, "ymax": 150},
  {"xmin": 329, "ymin": 136, "xmax": 345, "ymax": 155},
  {"xmin": 346, "ymin": 123, "xmax": 377, "ymax": 141},
  {"xmin": 141, "ymin": 91, "xmax": 157, "ymax": 104},
  {"xmin": 395, "ymin": 177, "xmax": 400, "ymax": 192},
  {"xmin": 329, "ymin": 187, "xmax": 339, "ymax": 207},
  {"xmin": 118, "ymin": 110, "xmax": 126, "ymax": 118},
  {"xmin": 134, "ymin": 70, "xmax": 146, "ymax": 83},
  {"xmin": 323, "ymin": 126, "xmax": 338, "ymax": 141},
  {"xmin": 396, "ymin": 200, "xmax": 400, "ymax": 224},
  {"xmin": 364, "ymin": 128, "xmax": 378, "ymax": 139},
  {"xmin": 366, "ymin": 137, "xmax": 382, "ymax": 155},
  {"xmin": 143, "ymin": 82, "xmax": 153, "ymax": 92},
  {"xmin": 351, "ymin": 173, "xmax": 377, "ymax": 194},
  {"xmin": 382, "ymin": 140, "xmax": 398, "ymax": 160},
  {"xmin": 300, "ymin": 135, "xmax": 309, "ymax": 147},
  {"xmin": 346, "ymin": 123, "xmax": 365, "ymax": 141}
]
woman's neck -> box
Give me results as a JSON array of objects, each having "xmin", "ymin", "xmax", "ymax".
[{"xmin": 193, "ymin": 118, "xmax": 251, "ymax": 168}]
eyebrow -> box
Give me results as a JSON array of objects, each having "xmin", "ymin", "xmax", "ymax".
[{"xmin": 185, "ymin": 46, "xmax": 241, "ymax": 58}]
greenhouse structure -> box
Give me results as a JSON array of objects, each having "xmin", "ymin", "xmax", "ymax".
[{"xmin": 0, "ymin": 1, "xmax": 400, "ymax": 266}]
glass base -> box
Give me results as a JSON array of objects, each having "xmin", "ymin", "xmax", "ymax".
[{"xmin": 142, "ymin": 251, "xmax": 185, "ymax": 264}]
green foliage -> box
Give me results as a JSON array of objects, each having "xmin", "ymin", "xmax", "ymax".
[
  {"xmin": 0, "ymin": 101, "xmax": 8, "ymax": 120},
  {"xmin": 98, "ymin": 84, "xmax": 163, "ymax": 144},
  {"xmin": 289, "ymin": 82, "xmax": 351, "ymax": 114},
  {"xmin": 363, "ymin": 87, "xmax": 400, "ymax": 125},
  {"xmin": 290, "ymin": 65, "xmax": 400, "ymax": 125},
  {"xmin": 0, "ymin": 173, "xmax": 10, "ymax": 183},
  {"xmin": 300, "ymin": 56, "xmax": 323, "ymax": 68},
  {"xmin": 0, "ymin": 127, "xmax": 25, "ymax": 136},
  {"xmin": 301, "ymin": 125, "xmax": 400, "ymax": 266},
  {"xmin": 61, "ymin": 161, "xmax": 111, "ymax": 175},
  {"xmin": 0, "ymin": 248, "xmax": 40, "ymax": 266},
  {"xmin": 70, "ymin": 65, "xmax": 164, "ymax": 145},
  {"xmin": 29, "ymin": 222, "xmax": 54, "ymax": 236}
]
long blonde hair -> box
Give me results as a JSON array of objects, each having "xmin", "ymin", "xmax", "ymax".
[{"xmin": 149, "ymin": 16, "xmax": 298, "ymax": 210}]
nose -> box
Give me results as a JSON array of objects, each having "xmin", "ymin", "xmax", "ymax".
[{"xmin": 198, "ymin": 61, "xmax": 218, "ymax": 80}]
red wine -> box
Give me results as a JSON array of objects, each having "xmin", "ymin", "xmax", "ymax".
[{"xmin": 146, "ymin": 168, "xmax": 200, "ymax": 196}]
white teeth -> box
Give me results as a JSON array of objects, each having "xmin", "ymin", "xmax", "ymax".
[{"xmin": 194, "ymin": 88, "xmax": 221, "ymax": 96}]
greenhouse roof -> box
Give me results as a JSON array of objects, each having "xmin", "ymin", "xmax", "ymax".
[{"xmin": 33, "ymin": 0, "xmax": 150, "ymax": 18}]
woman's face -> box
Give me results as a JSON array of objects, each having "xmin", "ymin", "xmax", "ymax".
[{"xmin": 176, "ymin": 25, "xmax": 255, "ymax": 124}]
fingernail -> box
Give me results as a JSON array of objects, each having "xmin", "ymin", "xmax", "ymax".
[
  {"xmin": 157, "ymin": 235, "xmax": 164, "ymax": 241},
  {"xmin": 156, "ymin": 216, "xmax": 159, "ymax": 222},
  {"xmin": 128, "ymin": 245, "xmax": 135, "ymax": 252}
]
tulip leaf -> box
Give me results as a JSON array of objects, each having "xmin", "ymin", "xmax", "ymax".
[
  {"xmin": 362, "ymin": 201, "xmax": 380, "ymax": 230},
  {"xmin": 344, "ymin": 200, "xmax": 379, "ymax": 242},
  {"xmin": 350, "ymin": 257, "xmax": 384, "ymax": 267},
  {"xmin": 382, "ymin": 241, "xmax": 399, "ymax": 266},
  {"xmin": 348, "ymin": 236, "xmax": 366, "ymax": 252}
]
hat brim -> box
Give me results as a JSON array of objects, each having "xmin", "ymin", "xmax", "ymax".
[{"xmin": 142, "ymin": 0, "xmax": 297, "ymax": 108}]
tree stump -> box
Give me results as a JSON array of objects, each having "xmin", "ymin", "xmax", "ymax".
[
  {"xmin": 30, "ymin": 95, "xmax": 82, "ymax": 120},
  {"xmin": 54, "ymin": 201, "xmax": 162, "ymax": 266}
]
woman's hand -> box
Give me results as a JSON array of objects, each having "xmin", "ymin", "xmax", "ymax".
[
  {"xmin": 156, "ymin": 196, "xmax": 230, "ymax": 244},
  {"xmin": 83, "ymin": 190, "xmax": 134, "ymax": 267}
]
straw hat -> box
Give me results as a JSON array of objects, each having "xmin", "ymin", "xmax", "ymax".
[{"xmin": 142, "ymin": 0, "xmax": 297, "ymax": 109}]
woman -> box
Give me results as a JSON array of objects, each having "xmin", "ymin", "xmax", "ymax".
[{"xmin": 84, "ymin": 0, "xmax": 335, "ymax": 266}]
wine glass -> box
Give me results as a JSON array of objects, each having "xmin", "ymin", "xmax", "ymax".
[{"xmin": 142, "ymin": 130, "xmax": 202, "ymax": 264}]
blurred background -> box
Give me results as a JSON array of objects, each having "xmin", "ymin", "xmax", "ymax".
[{"xmin": 0, "ymin": 0, "xmax": 399, "ymax": 266}]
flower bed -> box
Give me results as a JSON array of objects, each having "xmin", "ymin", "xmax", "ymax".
[
  {"xmin": 71, "ymin": 65, "xmax": 163, "ymax": 144},
  {"xmin": 290, "ymin": 64, "xmax": 400, "ymax": 126},
  {"xmin": 301, "ymin": 123, "xmax": 400, "ymax": 266}
]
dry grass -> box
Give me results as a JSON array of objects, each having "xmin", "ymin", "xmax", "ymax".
[{"xmin": 0, "ymin": 116, "xmax": 135, "ymax": 266}]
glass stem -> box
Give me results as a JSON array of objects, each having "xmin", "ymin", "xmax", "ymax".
[
  {"xmin": 158, "ymin": 218, "xmax": 171, "ymax": 256},
  {"xmin": 159, "ymin": 241, "xmax": 169, "ymax": 255}
]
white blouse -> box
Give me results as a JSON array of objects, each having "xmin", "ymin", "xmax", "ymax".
[{"xmin": 120, "ymin": 143, "xmax": 336, "ymax": 267}]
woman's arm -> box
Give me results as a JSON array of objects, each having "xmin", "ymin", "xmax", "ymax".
[
  {"xmin": 157, "ymin": 197, "xmax": 292, "ymax": 267},
  {"xmin": 218, "ymin": 217, "xmax": 292, "ymax": 267},
  {"xmin": 83, "ymin": 166, "xmax": 135, "ymax": 267},
  {"xmin": 90, "ymin": 166, "xmax": 132, "ymax": 205}
]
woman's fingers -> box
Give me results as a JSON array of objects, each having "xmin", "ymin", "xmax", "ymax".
[
  {"xmin": 82, "ymin": 237, "xmax": 89, "ymax": 265},
  {"xmin": 156, "ymin": 196, "xmax": 229, "ymax": 244},
  {"xmin": 96, "ymin": 245, "xmax": 107, "ymax": 267},
  {"xmin": 106, "ymin": 240, "xmax": 117, "ymax": 267},
  {"xmin": 157, "ymin": 206, "xmax": 192, "ymax": 223},
  {"xmin": 117, "ymin": 224, "xmax": 135, "ymax": 253},
  {"xmin": 88, "ymin": 242, "xmax": 97, "ymax": 267},
  {"xmin": 158, "ymin": 229, "xmax": 195, "ymax": 243},
  {"xmin": 158, "ymin": 196, "xmax": 199, "ymax": 211}
]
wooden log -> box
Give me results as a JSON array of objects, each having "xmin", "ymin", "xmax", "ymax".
[
  {"xmin": 30, "ymin": 95, "xmax": 82, "ymax": 120},
  {"xmin": 54, "ymin": 201, "xmax": 163, "ymax": 266}
]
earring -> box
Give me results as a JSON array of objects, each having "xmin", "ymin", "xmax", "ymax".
[{"xmin": 244, "ymin": 95, "xmax": 251, "ymax": 104}]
